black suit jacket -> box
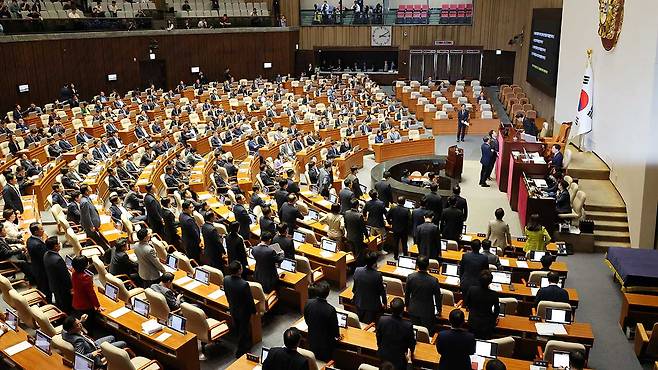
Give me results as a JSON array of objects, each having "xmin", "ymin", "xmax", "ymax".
[
  {"xmin": 387, "ymin": 205, "xmax": 411, "ymax": 234},
  {"xmin": 338, "ymin": 188, "xmax": 354, "ymax": 214},
  {"xmin": 279, "ymin": 203, "xmax": 302, "ymax": 235},
  {"xmin": 78, "ymin": 160, "xmax": 93, "ymax": 175},
  {"xmin": 464, "ymin": 285, "xmax": 499, "ymax": 339},
  {"xmin": 452, "ymin": 195, "xmax": 468, "ymax": 220},
  {"xmin": 436, "ymin": 328, "xmax": 475, "ymax": 370},
  {"xmin": 459, "ymin": 252, "xmax": 489, "ymax": 293},
  {"xmin": 424, "ymin": 192, "xmax": 443, "ymax": 223},
  {"xmin": 27, "ymin": 236, "xmax": 48, "ymax": 290},
  {"xmin": 109, "ymin": 250, "xmax": 137, "ymax": 276},
  {"xmin": 374, "ymin": 179, "xmax": 393, "ymax": 207},
  {"xmin": 412, "ymin": 208, "xmax": 429, "ymax": 233},
  {"xmin": 274, "ymin": 189, "xmax": 289, "ymax": 211},
  {"xmin": 353, "ymin": 266, "xmax": 386, "ymax": 311},
  {"xmin": 534, "ymin": 284, "xmax": 570, "ymax": 305},
  {"xmin": 233, "ymin": 204, "xmax": 251, "ymax": 240},
  {"xmin": 252, "ymin": 243, "xmax": 283, "ymax": 293},
  {"xmin": 43, "ymin": 250, "xmax": 72, "ymax": 297},
  {"xmin": 440, "ymin": 206, "xmax": 464, "ymax": 241},
  {"xmin": 144, "ymin": 193, "xmax": 164, "ymax": 230},
  {"xmin": 51, "ymin": 192, "xmax": 68, "ymax": 208},
  {"xmin": 363, "ymin": 199, "xmax": 386, "ymax": 228},
  {"xmin": 224, "ymin": 275, "xmax": 256, "ymax": 319},
  {"xmin": 344, "ymin": 210, "xmax": 367, "ymax": 246},
  {"xmin": 262, "ymin": 347, "xmax": 309, "ymax": 370},
  {"xmin": 272, "ymin": 235, "xmax": 294, "ymax": 260},
  {"xmin": 304, "ymin": 298, "xmax": 339, "ymax": 361},
  {"xmin": 162, "ymin": 208, "xmax": 179, "ymax": 245},
  {"xmin": 376, "ymin": 314, "xmax": 416, "ymax": 369},
  {"xmin": 414, "ymin": 221, "xmax": 441, "ymax": 259},
  {"xmin": 226, "ymin": 233, "xmax": 248, "ymax": 270},
  {"xmin": 202, "ymin": 222, "xmax": 225, "ymax": 269},
  {"xmin": 3, "ymin": 184, "xmax": 23, "ymax": 213},
  {"xmin": 67, "ymin": 202, "xmax": 81, "ymax": 224},
  {"xmin": 180, "ymin": 213, "xmax": 201, "ymax": 261},
  {"xmin": 406, "ymin": 271, "xmax": 442, "ymax": 319}
]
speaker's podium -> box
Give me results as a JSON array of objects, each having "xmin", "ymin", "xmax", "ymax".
[{"xmin": 445, "ymin": 145, "xmax": 463, "ymax": 179}]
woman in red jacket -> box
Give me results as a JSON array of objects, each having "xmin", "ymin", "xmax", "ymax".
[{"xmin": 71, "ymin": 255, "xmax": 103, "ymax": 335}]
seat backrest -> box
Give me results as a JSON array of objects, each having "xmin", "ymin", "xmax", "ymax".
[
  {"xmin": 201, "ymin": 265, "xmax": 224, "ymax": 286},
  {"xmin": 91, "ymin": 255, "xmax": 108, "ymax": 286},
  {"xmin": 499, "ymin": 297, "xmax": 518, "ymax": 315},
  {"xmin": 297, "ymin": 347, "xmax": 319, "ymax": 370},
  {"xmin": 447, "ymin": 240, "xmax": 459, "ymax": 251},
  {"xmin": 413, "ymin": 325, "xmax": 431, "ymax": 343},
  {"xmin": 248, "ymin": 281, "xmax": 267, "ymax": 315},
  {"xmin": 52, "ymin": 334, "xmax": 75, "ymax": 362},
  {"xmin": 647, "ymin": 322, "xmax": 658, "ymax": 355},
  {"xmin": 105, "ymin": 273, "xmax": 132, "ymax": 302},
  {"xmin": 8, "ymin": 289, "xmax": 36, "ymax": 328},
  {"xmin": 294, "ymin": 255, "xmax": 313, "ymax": 284},
  {"xmin": 173, "ymin": 251, "xmax": 195, "ymax": 274},
  {"xmin": 181, "ymin": 302, "xmax": 210, "ymax": 342},
  {"xmin": 441, "ymin": 288, "xmax": 455, "ymax": 306},
  {"xmin": 144, "ymin": 288, "xmax": 170, "ymax": 321},
  {"xmin": 30, "ymin": 305, "xmax": 59, "ymax": 336},
  {"xmin": 100, "ymin": 341, "xmax": 136, "ymax": 370},
  {"xmin": 528, "ymin": 271, "xmax": 548, "ymax": 285},
  {"xmin": 543, "ymin": 340, "xmax": 586, "ymax": 361},
  {"xmin": 537, "ymin": 301, "xmax": 572, "ymax": 318},
  {"xmin": 563, "ymin": 149, "xmax": 572, "ymax": 169},
  {"xmin": 490, "ymin": 336, "xmax": 515, "ymax": 357},
  {"xmin": 0, "ymin": 275, "xmax": 15, "ymax": 305},
  {"xmin": 382, "ymin": 276, "xmax": 404, "ymax": 297},
  {"xmin": 568, "ymin": 182, "xmax": 579, "ymax": 203},
  {"xmin": 572, "ymin": 191, "xmax": 586, "ymax": 217},
  {"xmin": 358, "ymin": 365, "xmax": 379, "ymax": 370}
]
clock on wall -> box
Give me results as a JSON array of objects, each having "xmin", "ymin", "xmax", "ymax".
[
  {"xmin": 371, "ymin": 26, "xmax": 392, "ymax": 47},
  {"xmin": 598, "ymin": 0, "xmax": 624, "ymax": 51}
]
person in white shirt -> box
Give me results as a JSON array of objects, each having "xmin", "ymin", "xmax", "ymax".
[
  {"xmin": 67, "ymin": 8, "xmax": 82, "ymax": 18},
  {"xmin": 2, "ymin": 209, "xmax": 24, "ymax": 240}
]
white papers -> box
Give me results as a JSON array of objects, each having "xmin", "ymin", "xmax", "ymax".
[
  {"xmin": 531, "ymin": 288, "xmax": 539, "ymax": 296},
  {"xmin": 164, "ymin": 266, "xmax": 176, "ymax": 273},
  {"xmin": 444, "ymin": 276, "xmax": 460, "ymax": 286},
  {"xmin": 129, "ymin": 254, "xmax": 138, "ymax": 263},
  {"xmin": 320, "ymin": 250, "xmax": 334, "ymax": 258},
  {"xmin": 295, "ymin": 320, "xmax": 308, "ymax": 332},
  {"xmin": 533, "ymin": 179, "xmax": 548, "ymax": 188},
  {"xmin": 461, "ymin": 235, "xmax": 473, "ymax": 242},
  {"xmin": 104, "ymin": 229, "xmax": 120, "ymax": 235},
  {"xmin": 184, "ymin": 281, "xmax": 202, "ymax": 290},
  {"xmin": 247, "ymin": 257, "xmax": 256, "ymax": 266},
  {"xmin": 469, "ymin": 355, "xmax": 486, "ymax": 370},
  {"xmin": 208, "ymin": 289, "xmax": 225, "ymax": 300},
  {"xmin": 142, "ymin": 319, "xmax": 163, "ymax": 335},
  {"xmin": 109, "ymin": 306, "xmax": 131, "ymax": 318},
  {"xmin": 100, "ymin": 215, "xmax": 112, "ymax": 224},
  {"xmin": 512, "ymin": 151, "xmax": 521, "ymax": 157},
  {"xmin": 516, "ymin": 260, "xmax": 529, "ymax": 268},
  {"xmin": 500, "ymin": 259, "xmax": 510, "ymax": 267},
  {"xmin": 530, "ymin": 366, "xmax": 547, "ymax": 370},
  {"xmin": 175, "ymin": 276, "xmax": 193, "ymax": 285},
  {"xmin": 535, "ymin": 322, "xmax": 567, "ymax": 336},
  {"xmin": 489, "ymin": 283, "xmax": 502, "ymax": 292},
  {"xmin": 393, "ymin": 267, "xmax": 414, "ymax": 277},
  {"xmin": 154, "ymin": 332, "xmax": 171, "ymax": 342},
  {"xmin": 5, "ymin": 341, "xmax": 32, "ymax": 356},
  {"xmin": 198, "ymin": 193, "xmax": 213, "ymax": 201}
]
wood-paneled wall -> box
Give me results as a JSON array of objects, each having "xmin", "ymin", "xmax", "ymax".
[{"xmin": 0, "ymin": 29, "xmax": 298, "ymax": 111}]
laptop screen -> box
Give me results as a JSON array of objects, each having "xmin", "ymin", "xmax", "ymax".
[
  {"xmin": 329, "ymin": 194, "xmax": 337, "ymax": 203},
  {"xmin": 545, "ymin": 308, "xmax": 572, "ymax": 324},
  {"xmin": 74, "ymin": 353, "xmax": 94, "ymax": 370},
  {"xmin": 104, "ymin": 283, "xmax": 119, "ymax": 302},
  {"xmin": 167, "ymin": 313, "xmax": 186, "ymax": 334},
  {"xmin": 552, "ymin": 350, "xmax": 571, "ymax": 368},
  {"xmin": 65, "ymin": 255, "xmax": 73, "ymax": 269},
  {"xmin": 541, "ymin": 276, "xmax": 566, "ymax": 288},
  {"xmin": 5, "ymin": 310, "xmax": 18, "ymax": 331},
  {"xmin": 194, "ymin": 268, "xmax": 210, "ymax": 285},
  {"xmin": 336, "ymin": 312, "xmax": 348, "ymax": 328},
  {"xmin": 462, "ymin": 224, "xmax": 467, "ymax": 234},
  {"xmin": 166, "ymin": 254, "xmax": 178, "ymax": 270},
  {"xmin": 307, "ymin": 209, "xmax": 319, "ymax": 220},
  {"xmin": 498, "ymin": 302, "xmax": 506, "ymax": 317},
  {"xmin": 321, "ymin": 238, "xmax": 338, "ymax": 253},
  {"xmin": 440, "ymin": 239, "xmax": 448, "ymax": 251},
  {"xmin": 441, "ymin": 263, "xmax": 459, "ymax": 277},
  {"xmin": 280, "ymin": 259, "xmax": 296, "ymax": 273},
  {"xmin": 475, "ymin": 340, "xmax": 498, "ymax": 358},
  {"xmin": 35, "ymin": 329, "xmax": 52, "ymax": 355},
  {"xmin": 491, "ymin": 271, "xmax": 512, "ymax": 285},
  {"xmin": 260, "ymin": 347, "xmax": 270, "ymax": 364},
  {"xmin": 530, "ymin": 251, "xmax": 546, "ymax": 262},
  {"xmin": 398, "ymin": 256, "xmax": 416, "ymax": 270},
  {"xmin": 133, "ymin": 297, "xmax": 150, "ymax": 318},
  {"xmin": 293, "ymin": 231, "xmax": 305, "ymax": 243}
]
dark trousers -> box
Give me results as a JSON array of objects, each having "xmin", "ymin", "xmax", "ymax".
[
  {"xmin": 84, "ymin": 227, "xmax": 108, "ymax": 250},
  {"xmin": 357, "ymin": 308, "xmax": 381, "ymax": 324},
  {"xmin": 457, "ymin": 123, "xmax": 467, "ymax": 140},
  {"xmin": 485, "ymin": 159, "xmax": 496, "ymax": 179},
  {"xmin": 53, "ymin": 289, "xmax": 72, "ymax": 314},
  {"xmin": 141, "ymin": 278, "xmax": 160, "ymax": 288},
  {"xmin": 233, "ymin": 315, "xmax": 253, "ymax": 358},
  {"xmin": 479, "ymin": 163, "xmax": 492, "ymax": 185},
  {"xmin": 391, "ymin": 232, "xmax": 408, "ymax": 259},
  {"xmin": 411, "ymin": 314, "xmax": 436, "ymax": 335}
]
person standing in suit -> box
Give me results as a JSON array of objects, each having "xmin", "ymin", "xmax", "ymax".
[
  {"xmin": 440, "ymin": 197, "xmax": 464, "ymax": 242},
  {"xmin": 487, "ymin": 208, "xmax": 511, "ymax": 251},
  {"xmin": 415, "ymin": 212, "xmax": 441, "ymax": 260},
  {"xmin": 464, "ymin": 270, "xmax": 499, "ymax": 339},
  {"xmin": 424, "ymin": 184, "xmax": 443, "ymax": 225},
  {"xmin": 144, "ymin": 183, "xmax": 165, "ymax": 238},
  {"xmin": 279, "ymin": 194, "xmax": 303, "ymax": 235},
  {"xmin": 406, "ymin": 256, "xmax": 442, "ymax": 334},
  {"xmin": 262, "ymin": 327, "xmax": 309, "ymax": 370},
  {"xmin": 363, "ymin": 190, "xmax": 387, "ymax": 239},
  {"xmin": 274, "ymin": 180, "xmax": 289, "ymax": 211},
  {"xmin": 179, "ymin": 200, "xmax": 201, "ymax": 262},
  {"xmin": 2, "ymin": 173, "xmax": 23, "ymax": 214},
  {"xmin": 233, "ymin": 195, "xmax": 252, "ymax": 241},
  {"xmin": 317, "ymin": 161, "xmax": 333, "ymax": 197},
  {"xmin": 338, "ymin": 179, "xmax": 354, "ymax": 214},
  {"xmin": 376, "ymin": 297, "xmax": 416, "ymax": 370},
  {"xmin": 353, "ymin": 251, "xmax": 386, "ymax": 323},
  {"xmin": 481, "ymin": 240, "xmax": 502, "ymax": 269},
  {"xmin": 133, "ymin": 228, "xmax": 165, "ymax": 287},
  {"xmin": 411, "ymin": 198, "xmax": 430, "ymax": 234},
  {"xmin": 71, "ymin": 256, "xmax": 102, "ymax": 334},
  {"xmin": 457, "ymin": 104, "xmax": 469, "ymax": 142},
  {"xmin": 479, "ymin": 137, "xmax": 495, "ymax": 187},
  {"xmin": 550, "ymin": 144, "xmax": 563, "ymax": 170},
  {"xmin": 272, "ymin": 224, "xmax": 295, "ymax": 260},
  {"xmin": 226, "ymin": 222, "xmax": 249, "ymax": 279},
  {"xmin": 224, "ymin": 261, "xmax": 257, "ymax": 358},
  {"xmin": 202, "ymin": 211, "xmax": 225, "ymax": 270},
  {"xmin": 459, "ymin": 240, "xmax": 489, "ymax": 296},
  {"xmin": 344, "ymin": 199, "xmax": 368, "ymax": 264},
  {"xmin": 109, "ymin": 238, "xmax": 138, "ymax": 282},
  {"xmin": 67, "ymin": 191, "xmax": 82, "ymax": 224},
  {"xmin": 436, "ymin": 309, "xmax": 476, "ymax": 370},
  {"xmin": 387, "ymin": 196, "xmax": 411, "ymax": 259},
  {"xmin": 534, "ymin": 271, "xmax": 569, "ymax": 304},
  {"xmin": 486, "ymin": 130, "xmax": 499, "ymax": 180},
  {"xmin": 252, "ymin": 232, "xmax": 284, "ymax": 294},
  {"xmin": 160, "ymin": 198, "xmax": 180, "ymax": 249},
  {"xmin": 303, "ymin": 281, "xmax": 339, "ymax": 362},
  {"xmin": 27, "ymin": 222, "xmax": 51, "ymax": 302},
  {"xmin": 451, "ymin": 185, "xmax": 468, "ymax": 221},
  {"xmin": 79, "ymin": 185, "xmax": 106, "ymax": 249},
  {"xmin": 43, "ymin": 236, "xmax": 72, "ymax": 313},
  {"xmin": 375, "ymin": 171, "xmax": 393, "ymax": 207}
]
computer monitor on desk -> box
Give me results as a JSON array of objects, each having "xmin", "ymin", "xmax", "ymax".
[{"xmin": 523, "ymin": 133, "xmax": 538, "ymax": 143}]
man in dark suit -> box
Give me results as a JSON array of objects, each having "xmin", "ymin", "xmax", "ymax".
[
  {"xmin": 62, "ymin": 316, "xmax": 128, "ymax": 368},
  {"xmin": 436, "ymin": 309, "xmax": 475, "ymax": 370},
  {"xmin": 108, "ymin": 168, "xmax": 128, "ymax": 195},
  {"xmin": 550, "ymin": 144, "xmax": 564, "ymax": 170},
  {"xmin": 164, "ymin": 166, "xmax": 180, "ymax": 189},
  {"xmin": 285, "ymin": 169, "xmax": 300, "ymax": 194},
  {"xmin": 233, "ymin": 195, "xmax": 252, "ymax": 241},
  {"xmin": 424, "ymin": 183, "xmax": 443, "ymax": 225},
  {"xmin": 279, "ymin": 194, "xmax": 303, "ymax": 235},
  {"xmin": 459, "ymin": 239, "xmax": 489, "ymax": 296},
  {"xmin": 415, "ymin": 212, "xmax": 441, "ymax": 260},
  {"xmin": 375, "ymin": 171, "xmax": 393, "ymax": 207},
  {"xmin": 303, "ymin": 281, "xmax": 339, "ymax": 361},
  {"xmin": 363, "ymin": 190, "xmax": 387, "ymax": 239},
  {"xmin": 451, "ymin": 185, "xmax": 468, "ymax": 221},
  {"xmin": 353, "ymin": 251, "xmax": 386, "ymax": 323},
  {"xmin": 67, "ymin": 191, "xmax": 82, "ymax": 224},
  {"xmin": 406, "ymin": 256, "xmax": 442, "ymax": 334},
  {"xmin": 252, "ymin": 232, "xmax": 283, "ymax": 294},
  {"xmin": 3, "ymin": 173, "xmax": 23, "ymax": 213},
  {"xmin": 479, "ymin": 137, "xmax": 495, "ymax": 187},
  {"xmin": 78, "ymin": 153, "xmax": 95, "ymax": 175},
  {"xmin": 262, "ymin": 327, "xmax": 309, "ymax": 370},
  {"xmin": 43, "ymin": 236, "xmax": 72, "ymax": 313},
  {"xmin": 202, "ymin": 212, "xmax": 225, "ymax": 270},
  {"xmin": 440, "ymin": 197, "xmax": 464, "ymax": 242},
  {"xmin": 224, "ymin": 261, "xmax": 257, "ymax": 358},
  {"xmin": 180, "ymin": 200, "xmax": 201, "ymax": 262},
  {"xmin": 27, "ymin": 222, "xmax": 51, "ymax": 302},
  {"xmin": 50, "ymin": 183, "xmax": 68, "ymax": 209},
  {"xmin": 535, "ymin": 271, "xmax": 569, "ymax": 305},
  {"xmin": 387, "ymin": 196, "xmax": 411, "ymax": 259},
  {"xmin": 274, "ymin": 180, "xmax": 289, "ymax": 212},
  {"xmin": 376, "ymin": 297, "xmax": 416, "ymax": 370},
  {"xmin": 160, "ymin": 198, "xmax": 180, "ymax": 249},
  {"xmin": 123, "ymin": 183, "xmax": 144, "ymax": 213},
  {"xmin": 144, "ymin": 183, "xmax": 165, "ymax": 238},
  {"xmin": 338, "ymin": 179, "xmax": 354, "ymax": 214},
  {"xmin": 457, "ymin": 104, "xmax": 469, "ymax": 142},
  {"xmin": 344, "ymin": 199, "xmax": 368, "ymax": 264},
  {"xmin": 80, "ymin": 185, "xmax": 105, "ymax": 249},
  {"xmin": 272, "ymin": 224, "xmax": 295, "ymax": 260}
]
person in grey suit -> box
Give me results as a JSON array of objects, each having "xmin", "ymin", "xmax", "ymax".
[
  {"xmin": 150, "ymin": 272, "xmax": 183, "ymax": 310},
  {"xmin": 62, "ymin": 315, "xmax": 128, "ymax": 368},
  {"xmin": 338, "ymin": 179, "xmax": 354, "ymax": 214},
  {"xmin": 352, "ymin": 251, "xmax": 387, "ymax": 324},
  {"xmin": 252, "ymin": 232, "xmax": 283, "ymax": 294},
  {"xmin": 317, "ymin": 161, "xmax": 333, "ymax": 197},
  {"xmin": 487, "ymin": 208, "xmax": 512, "ymax": 251},
  {"xmin": 459, "ymin": 239, "xmax": 489, "ymax": 296},
  {"xmin": 43, "ymin": 236, "xmax": 72, "ymax": 313},
  {"xmin": 405, "ymin": 256, "xmax": 442, "ymax": 335},
  {"xmin": 79, "ymin": 184, "xmax": 106, "ymax": 249},
  {"xmin": 133, "ymin": 228, "xmax": 165, "ymax": 287},
  {"xmin": 481, "ymin": 240, "xmax": 501, "ymax": 269}
]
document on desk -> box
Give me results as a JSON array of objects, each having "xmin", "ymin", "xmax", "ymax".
[
  {"xmin": 109, "ymin": 306, "xmax": 131, "ymax": 319},
  {"xmin": 469, "ymin": 355, "xmax": 486, "ymax": 370},
  {"xmin": 461, "ymin": 235, "xmax": 473, "ymax": 242},
  {"xmin": 175, "ymin": 276, "xmax": 193, "ymax": 285},
  {"xmin": 489, "ymin": 283, "xmax": 502, "ymax": 292},
  {"xmin": 393, "ymin": 267, "xmax": 414, "ymax": 277},
  {"xmin": 444, "ymin": 276, "xmax": 460, "ymax": 286},
  {"xmin": 516, "ymin": 260, "xmax": 529, "ymax": 268},
  {"xmin": 155, "ymin": 332, "xmax": 172, "ymax": 343},
  {"xmin": 320, "ymin": 250, "xmax": 334, "ymax": 258},
  {"xmin": 100, "ymin": 215, "xmax": 112, "ymax": 224},
  {"xmin": 199, "ymin": 193, "xmax": 213, "ymax": 201},
  {"xmin": 5, "ymin": 341, "xmax": 32, "ymax": 356},
  {"xmin": 500, "ymin": 259, "xmax": 510, "ymax": 267},
  {"xmin": 142, "ymin": 319, "xmax": 164, "ymax": 335},
  {"xmin": 533, "ymin": 179, "xmax": 548, "ymax": 188},
  {"xmin": 535, "ymin": 323, "xmax": 567, "ymax": 336},
  {"xmin": 208, "ymin": 289, "xmax": 225, "ymax": 300},
  {"xmin": 295, "ymin": 320, "xmax": 308, "ymax": 332},
  {"xmin": 531, "ymin": 287, "xmax": 539, "ymax": 296},
  {"xmin": 184, "ymin": 280, "xmax": 203, "ymax": 290}
]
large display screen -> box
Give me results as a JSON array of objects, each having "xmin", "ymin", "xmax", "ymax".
[{"xmin": 526, "ymin": 8, "xmax": 562, "ymax": 96}]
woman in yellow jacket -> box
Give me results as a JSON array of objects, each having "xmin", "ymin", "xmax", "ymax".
[{"xmin": 523, "ymin": 214, "xmax": 551, "ymax": 253}]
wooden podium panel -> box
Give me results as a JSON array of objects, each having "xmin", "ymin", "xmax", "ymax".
[
  {"xmin": 506, "ymin": 154, "xmax": 548, "ymax": 211},
  {"xmin": 496, "ymin": 128, "xmax": 546, "ymax": 192},
  {"xmin": 372, "ymin": 137, "xmax": 435, "ymax": 162}
]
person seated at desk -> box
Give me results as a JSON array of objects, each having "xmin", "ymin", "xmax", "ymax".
[
  {"xmin": 109, "ymin": 238, "xmax": 139, "ymax": 283},
  {"xmin": 327, "ymin": 141, "xmax": 341, "ymax": 159},
  {"xmin": 51, "ymin": 183, "xmax": 68, "ymax": 209},
  {"xmin": 550, "ymin": 144, "xmax": 564, "ymax": 170},
  {"xmin": 262, "ymin": 327, "xmax": 309, "ymax": 370},
  {"xmin": 292, "ymin": 133, "xmax": 305, "ymax": 152},
  {"xmin": 517, "ymin": 112, "xmax": 538, "ymax": 137},
  {"xmin": 436, "ymin": 309, "xmax": 476, "ymax": 370},
  {"xmin": 486, "ymin": 359, "xmax": 507, "ymax": 370},
  {"xmin": 75, "ymin": 127, "xmax": 93, "ymax": 145},
  {"xmin": 374, "ymin": 131, "xmax": 385, "ymax": 144},
  {"xmin": 0, "ymin": 223, "xmax": 31, "ymax": 279},
  {"xmin": 62, "ymin": 315, "xmax": 130, "ymax": 368},
  {"xmin": 151, "ymin": 272, "xmax": 183, "ymax": 311},
  {"xmin": 387, "ymin": 127, "xmax": 402, "ymax": 142},
  {"xmin": 464, "ymin": 270, "xmax": 500, "ymax": 339},
  {"xmin": 523, "ymin": 213, "xmax": 551, "ymax": 253},
  {"xmin": 108, "ymin": 168, "xmax": 128, "ymax": 195},
  {"xmin": 379, "ymin": 118, "xmax": 392, "ymax": 131},
  {"xmin": 247, "ymin": 135, "xmax": 262, "ymax": 154},
  {"xmin": 259, "ymin": 164, "xmax": 275, "ymax": 187},
  {"xmin": 358, "ymin": 121, "xmax": 372, "ymax": 135},
  {"xmin": 569, "ymin": 350, "xmax": 587, "ymax": 370},
  {"xmin": 555, "ymin": 180, "xmax": 572, "ymax": 214},
  {"xmin": 535, "ymin": 271, "xmax": 569, "ymax": 305},
  {"xmin": 47, "ymin": 137, "xmax": 63, "ymax": 158},
  {"xmin": 339, "ymin": 137, "xmax": 352, "ymax": 153}
]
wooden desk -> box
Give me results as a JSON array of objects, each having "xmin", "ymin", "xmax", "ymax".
[
  {"xmin": 0, "ymin": 325, "xmax": 69, "ymax": 369},
  {"xmin": 136, "ymin": 146, "xmax": 182, "ymax": 193},
  {"xmin": 496, "ymin": 128, "xmax": 546, "ymax": 192},
  {"xmin": 507, "ymin": 153, "xmax": 548, "ymax": 211},
  {"xmin": 334, "ymin": 148, "xmax": 365, "ymax": 179},
  {"xmin": 237, "ymin": 155, "xmax": 260, "ymax": 193},
  {"xmin": 222, "ymin": 137, "xmax": 249, "ymax": 161},
  {"xmin": 319, "ymin": 127, "xmax": 341, "ymax": 141},
  {"xmin": 518, "ymin": 175, "xmax": 556, "ymax": 229},
  {"xmin": 257, "ymin": 141, "xmax": 284, "ymax": 161},
  {"xmin": 296, "ymin": 242, "xmax": 349, "ymax": 289},
  {"xmin": 189, "ymin": 151, "xmax": 215, "ymax": 193},
  {"xmin": 372, "ymin": 137, "xmax": 435, "ymax": 162},
  {"xmin": 295, "ymin": 141, "xmax": 331, "ymax": 175},
  {"xmin": 97, "ymin": 290, "xmax": 200, "ymax": 370},
  {"xmin": 188, "ymin": 136, "xmax": 211, "ymax": 156},
  {"xmin": 118, "ymin": 128, "xmax": 137, "ymax": 145},
  {"xmin": 619, "ymin": 293, "xmax": 658, "ymax": 332},
  {"xmin": 27, "ymin": 159, "xmax": 67, "ymax": 210},
  {"xmin": 348, "ymin": 134, "xmax": 370, "ymax": 151}
]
